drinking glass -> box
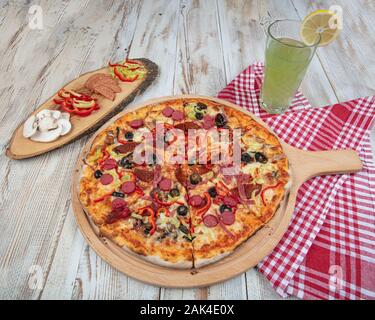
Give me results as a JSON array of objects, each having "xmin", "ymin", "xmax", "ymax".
[{"xmin": 260, "ymin": 19, "xmax": 320, "ymax": 114}]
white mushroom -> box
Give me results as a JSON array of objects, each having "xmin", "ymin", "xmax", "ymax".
[
  {"xmin": 23, "ymin": 115, "xmax": 37, "ymax": 138},
  {"xmin": 51, "ymin": 110, "xmax": 61, "ymax": 119},
  {"xmin": 30, "ymin": 124, "xmax": 63, "ymax": 142},
  {"xmin": 38, "ymin": 116, "xmax": 58, "ymax": 133},
  {"xmin": 36, "ymin": 109, "xmax": 51, "ymax": 120},
  {"xmin": 23, "ymin": 108, "xmax": 72, "ymax": 142},
  {"xmin": 57, "ymin": 118, "xmax": 72, "ymax": 136}
]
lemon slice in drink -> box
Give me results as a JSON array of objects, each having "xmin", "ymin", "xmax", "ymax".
[{"xmin": 300, "ymin": 9, "xmax": 341, "ymax": 46}]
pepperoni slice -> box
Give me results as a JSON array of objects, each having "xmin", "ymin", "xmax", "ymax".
[
  {"xmin": 171, "ymin": 110, "xmax": 184, "ymax": 121},
  {"xmin": 114, "ymin": 142, "xmax": 138, "ymax": 154},
  {"xmin": 203, "ymin": 214, "xmax": 219, "ymax": 228},
  {"xmin": 129, "ymin": 119, "xmax": 144, "ymax": 129},
  {"xmin": 134, "ymin": 168, "xmax": 154, "ymax": 182},
  {"xmin": 159, "ymin": 178, "xmax": 172, "ymax": 191},
  {"xmin": 112, "ymin": 198, "xmax": 126, "ymax": 211},
  {"xmin": 203, "ymin": 115, "xmax": 215, "ymax": 129},
  {"xmin": 189, "ymin": 195, "xmax": 203, "ymax": 207},
  {"xmin": 221, "ymin": 211, "xmax": 235, "ymax": 225},
  {"xmin": 101, "ymin": 158, "xmax": 117, "ymax": 170},
  {"xmin": 174, "ymin": 121, "xmax": 200, "ymax": 131},
  {"xmin": 121, "ymin": 181, "xmax": 136, "ymax": 194},
  {"xmin": 106, "ymin": 207, "xmax": 130, "ymax": 224},
  {"xmin": 223, "ymin": 196, "xmax": 238, "ymax": 207},
  {"xmin": 162, "ymin": 106, "xmax": 174, "ymax": 117},
  {"xmin": 100, "ymin": 174, "xmax": 113, "ymax": 185}
]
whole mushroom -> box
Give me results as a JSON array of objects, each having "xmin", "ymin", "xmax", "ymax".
[{"xmin": 23, "ymin": 109, "xmax": 72, "ymax": 143}]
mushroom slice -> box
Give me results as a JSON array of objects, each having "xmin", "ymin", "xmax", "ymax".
[
  {"xmin": 30, "ymin": 125, "xmax": 63, "ymax": 142},
  {"xmin": 60, "ymin": 112, "xmax": 70, "ymax": 120},
  {"xmin": 23, "ymin": 115, "xmax": 37, "ymax": 138},
  {"xmin": 57, "ymin": 118, "xmax": 72, "ymax": 136},
  {"xmin": 36, "ymin": 109, "xmax": 51, "ymax": 120},
  {"xmin": 51, "ymin": 110, "xmax": 61, "ymax": 119},
  {"xmin": 38, "ymin": 116, "xmax": 58, "ymax": 133}
]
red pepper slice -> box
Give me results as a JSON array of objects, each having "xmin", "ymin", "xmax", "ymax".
[
  {"xmin": 196, "ymin": 192, "xmax": 211, "ymax": 216},
  {"xmin": 152, "ymin": 191, "xmax": 175, "ymax": 207},
  {"xmin": 113, "ymin": 66, "xmax": 139, "ymax": 82},
  {"xmin": 138, "ymin": 207, "xmax": 156, "ymax": 235},
  {"xmin": 261, "ymin": 182, "xmax": 282, "ymax": 206},
  {"xmin": 93, "ymin": 191, "xmax": 113, "ymax": 203}
]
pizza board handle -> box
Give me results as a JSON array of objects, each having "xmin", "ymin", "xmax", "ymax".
[{"xmin": 285, "ymin": 145, "xmax": 363, "ymax": 183}]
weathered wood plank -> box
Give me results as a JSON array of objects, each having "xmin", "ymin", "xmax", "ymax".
[{"xmin": 42, "ymin": 0, "xmax": 183, "ymax": 300}]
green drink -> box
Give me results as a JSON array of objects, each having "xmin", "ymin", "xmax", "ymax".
[{"xmin": 260, "ymin": 20, "xmax": 320, "ymax": 114}]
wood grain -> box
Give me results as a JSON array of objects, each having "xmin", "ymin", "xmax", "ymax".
[{"xmin": 0, "ymin": 0, "xmax": 373, "ymax": 300}]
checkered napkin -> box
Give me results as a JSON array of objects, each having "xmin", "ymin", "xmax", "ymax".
[{"xmin": 218, "ymin": 62, "xmax": 375, "ymax": 300}]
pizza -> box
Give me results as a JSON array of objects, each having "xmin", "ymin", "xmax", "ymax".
[{"xmin": 78, "ymin": 97, "xmax": 290, "ymax": 268}]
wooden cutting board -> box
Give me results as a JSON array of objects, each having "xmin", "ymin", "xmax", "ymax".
[
  {"xmin": 6, "ymin": 58, "xmax": 158, "ymax": 160},
  {"xmin": 71, "ymin": 95, "xmax": 362, "ymax": 288}
]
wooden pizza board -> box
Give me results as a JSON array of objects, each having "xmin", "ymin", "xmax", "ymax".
[
  {"xmin": 71, "ymin": 95, "xmax": 363, "ymax": 288},
  {"xmin": 6, "ymin": 58, "xmax": 158, "ymax": 160}
]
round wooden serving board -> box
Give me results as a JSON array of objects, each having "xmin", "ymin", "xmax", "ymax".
[
  {"xmin": 7, "ymin": 58, "xmax": 158, "ymax": 160},
  {"xmin": 71, "ymin": 95, "xmax": 363, "ymax": 288}
]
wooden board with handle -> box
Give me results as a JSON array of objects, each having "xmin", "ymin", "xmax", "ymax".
[
  {"xmin": 6, "ymin": 58, "xmax": 158, "ymax": 160},
  {"xmin": 71, "ymin": 95, "xmax": 362, "ymax": 288}
]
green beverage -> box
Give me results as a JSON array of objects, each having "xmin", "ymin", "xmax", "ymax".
[{"xmin": 260, "ymin": 20, "xmax": 320, "ymax": 114}]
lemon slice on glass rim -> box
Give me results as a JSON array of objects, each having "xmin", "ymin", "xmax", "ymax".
[{"xmin": 300, "ymin": 9, "xmax": 342, "ymax": 46}]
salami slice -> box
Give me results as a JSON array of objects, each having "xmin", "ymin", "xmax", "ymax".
[
  {"xmin": 221, "ymin": 211, "xmax": 235, "ymax": 225},
  {"xmin": 223, "ymin": 196, "xmax": 238, "ymax": 207},
  {"xmin": 121, "ymin": 181, "xmax": 136, "ymax": 194},
  {"xmin": 159, "ymin": 178, "xmax": 172, "ymax": 191},
  {"xmin": 85, "ymin": 73, "xmax": 105, "ymax": 90},
  {"xmin": 171, "ymin": 110, "xmax": 184, "ymax": 121},
  {"xmin": 100, "ymin": 174, "xmax": 113, "ymax": 185},
  {"xmin": 189, "ymin": 195, "xmax": 203, "ymax": 207},
  {"xmin": 94, "ymin": 85, "xmax": 116, "ymax": 101},
  {"xmin": 162, "ymin": 106, "xmax": 174, "ymax": 117},
  {"xmin": 203, "ymin": 214, "xmax": 219, "ymax": 228},
  {"xmin": 106, "ymin": 207, "xmax": 130, "ymax": 224},
  {"xmin": 134, "ymin": 168, "xmax": 154, "ymax": 182},
  {"xmin": 129, "ymin": 119, "xmax": 144, "ymax": 129},
  {"xmin": 174, "ymin": 121, "xmax": 200, "ymax": 131},
  {"xmin": 101, "ymin": 158, "xmax": 117, "ymax": 170},
  {"xmin": 202, "ymin": 115, "xmax": 215, "ymax": 129},
  {"xmin": 114, "ymin": 142, "xmax": 138, "ymax": 154},
  {"xmin": 112, "ymin": 198, "xmax": 126, "ymax": 211}
]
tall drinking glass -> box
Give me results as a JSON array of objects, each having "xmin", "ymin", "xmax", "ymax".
[{"xmin": 260, "ymin": 19, "xmax": 320, "ymax": 114}]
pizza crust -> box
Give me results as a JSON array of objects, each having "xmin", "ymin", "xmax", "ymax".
[{"xmin": 193, "ymin": 251, "xmax": 231, "ymax": 269}]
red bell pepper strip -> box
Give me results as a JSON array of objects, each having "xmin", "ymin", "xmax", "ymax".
[
  {"xmin": 196, "ymin": 192, "xmax": 211, "ymax": 216},
  {"xmin": 113, "ymin": 66, "xmax": 139, "ymax": 82},
  {"xmin": 98, "ymin": 147, "xmax": 110, "ymax": 166},
  {"xmin": 261, "ymin": 182, "xmax": 282, "ymax": 206},
  {"xmin": 93, "ymin": 191, "xmax": 113, "ymax": 203},
  {"xmin": 152, "ymin": 190, "xmax": 176, "ymax": 207},
  {"xmin": 115, "ymin": 167, "xmax": 122, "ymax": 180},
  {"xmin": 138, "ymin": 207, "xmax": 156, "ymax": 235}
]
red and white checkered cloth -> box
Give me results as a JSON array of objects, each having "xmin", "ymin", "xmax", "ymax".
[{"xmin": 218, "ymin": 62, "xmax": 375, "ymax": 300}]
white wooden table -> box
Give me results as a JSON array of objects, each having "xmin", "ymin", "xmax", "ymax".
[{"xmin": 0, "ymin": 0, "xmax": 374, "ymax": 300}]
